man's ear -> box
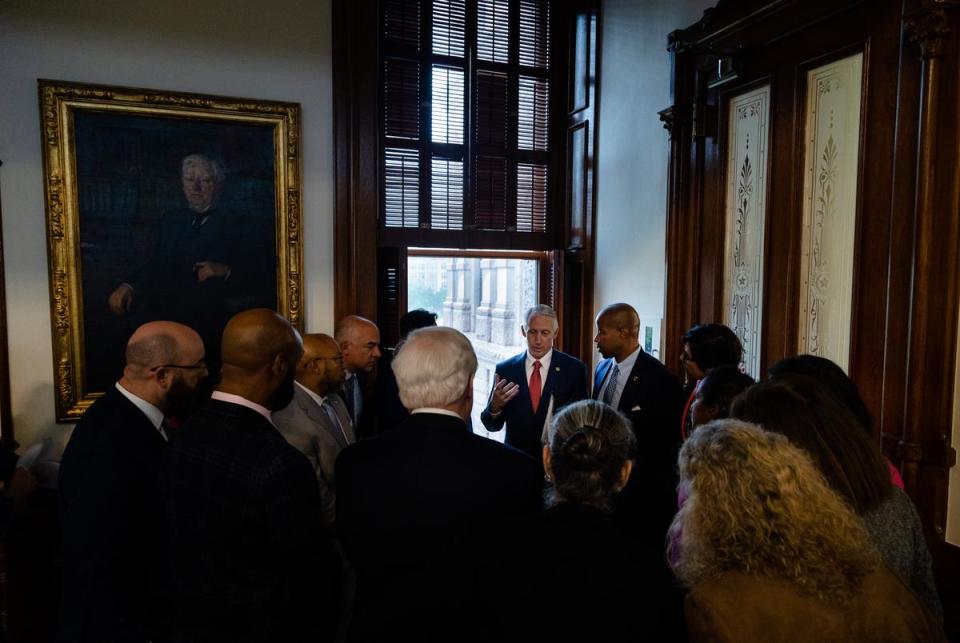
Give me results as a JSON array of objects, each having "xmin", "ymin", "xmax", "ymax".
[
  {"xmin": 615, "ymin": 460, "xmax": 633, "ymax": 492},
  {"xmin": 153, "ymin": 366, "xmax": 172, "ymax": 389},
  {"xmin": 271, "ymin": 353, "xmax": 287, "ymax": 378},
  {"xmin": 519, "ymin": 325, "xmax": 528, "ymax": 338},
  {"xmin": 542, "ymin": 446, "xmax": 553, "ymax": 479}
]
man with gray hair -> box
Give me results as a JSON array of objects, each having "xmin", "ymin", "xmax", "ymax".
[
  {"xmin": 108, "ymin": 153, "xmax": 276, "ymax": 369},
  {"xmin": 481, "ymin": 304, "xmax": 588, "ymax": 458},
  {"xmin": 336, "ymin": 326, "xmax": 540, "ymax": 641}
]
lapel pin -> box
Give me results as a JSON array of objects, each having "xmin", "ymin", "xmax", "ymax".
[
  {"xmin": 632, "ymin": 376, "xmax": 639, "ymax": 382},
  {"xmin": 555, "ymin": 366, "xmax": 560, "ymax": 372}
]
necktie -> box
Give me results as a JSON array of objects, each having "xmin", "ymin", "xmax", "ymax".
[
  {"xmin": 530, "ymin": 360, "xmax": 542, "ymax": 414},
  {"xmin": 321, "ymin": 400, "xmax": 351, "ymax": 446},
  {"xmin": 602, "ymin": 364, "xmax": 620, "ymax": 406}
]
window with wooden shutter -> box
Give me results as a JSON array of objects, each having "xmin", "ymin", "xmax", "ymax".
[{"xmin": 379, "ymin": 0, "xmax": 557, "ymax": 249}]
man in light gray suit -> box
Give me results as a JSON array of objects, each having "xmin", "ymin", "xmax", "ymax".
[{"xmin": 273, "ymin": 332, "xmax": 354, "ymax": 530}]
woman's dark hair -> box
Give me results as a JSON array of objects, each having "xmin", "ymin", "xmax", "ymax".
[
  {"xmin": 681, "ymin": 324, "xmax": 743, "ymax": 371},
  {"xmin": 697, "ymin": 366, "xmax": 755, "ymax": 419},
  {"xmin": 768, "ymin": 354, "xmax": 873, "ymax": 436},
  {"xmin": 729, "ymin": 374, "xmax": 890, "ymax": 514},
  {"xmin": 547, "ymin": 400, "xmax": 636, "ymax": 511},
  {"xmin": 399, "ymin": 308, "xmax": 438, "ymax": 339}
]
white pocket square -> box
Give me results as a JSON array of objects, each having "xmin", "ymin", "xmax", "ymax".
[{"xmin": 630, "ymin": 405, "xmax": 642, "ymax": 412}]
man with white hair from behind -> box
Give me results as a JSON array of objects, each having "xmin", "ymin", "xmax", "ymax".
[{"xmin": 335, "ymin": 326, "xmax": 541, "ymax": 642}]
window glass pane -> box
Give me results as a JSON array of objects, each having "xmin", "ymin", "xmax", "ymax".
[
  {"xmin": 518, "ymin": 76, "xmax": 548, "ymax": 150},
  {"xmin": 477, "ymin": 0, "xmax": 510, "ymax": 63},
  {"xmin": 431, "ymin": 157, "xmax": 464, "ymax": 230},
  {"xmin": 385, "ymin": 58, "xmax": 420, "ymax": 140},
  {"xmin": 384, "ymin": 148, "xmax": 420, "ymax": 228},
  {"xmin": 433, "ymin": 0, "xmax": 466, "ymax": 56},
  {"xmin": 407, "ymin": 254, "xmax": 539, "ymax": 440},
  {"xmin": 517, "ymin": 162, "xmax": 547, "ymax": 232},
  {"xmin": 432, "ymin": 65, "xmax": 464, "ymax": 144},
  {"xmin": 519, "ymin": 0, "xmax": 550, "ymax": 68}
]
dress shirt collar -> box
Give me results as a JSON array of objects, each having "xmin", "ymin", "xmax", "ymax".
[
  {"xmin": 411, "ymin": 408, "xmax": 465, "ymax": 420},
  {"xmin": 525, "ymin": 348, "xmax": 553, "ymax": 371},
  {"xmin": 295, "ymin": 380, "xmax": 326, "ymax": 408},
  {"xmin": 211, "ymin": 390, "xmax": 274, "ymax": 424},
  {"xmin": 115, "ymin": 382, "xmax": 167, "ymax": 440},
  {"xmin": 614, "ymin": 345, "xmax": 642, "ymax": 375}
]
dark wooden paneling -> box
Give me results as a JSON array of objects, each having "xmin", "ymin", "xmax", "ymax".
[
  {"xmin": 664, "ymin": 1, "xmax": 960, "ymax": 635},
  {"xmin": 334, "ymin": 0, "xmax": 380, "ymax": 322}
]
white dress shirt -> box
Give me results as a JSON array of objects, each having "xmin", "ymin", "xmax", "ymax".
[
  {"xmin": 525, "ymin": 349, "xmax": 553, "ymax": 394},
  {"xmin": 211, "ymin": 390, "xmax": 274, "ymax": 425},
  {"xmin": 115, "ymin": 382, "xmax": 167, "ymax": 440},
  {"xmin": 598, "ymin": 345, "xmax": 642, "ymax": 410}
]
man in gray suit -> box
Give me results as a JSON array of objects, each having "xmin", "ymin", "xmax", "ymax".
[{"xmin": 273, "ymin": 333, "xmax": 354, "ymax": 530}]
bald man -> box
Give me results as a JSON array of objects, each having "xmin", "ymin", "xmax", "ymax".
[
  {"xmin": 334, "ymin": 315, "xmax": 381, "ymax": 437},
  {"xmin": 273, "ymin": 333, "xmax": 354, "ymax": 529},
  {"xmin": 162, "ymin": 309, "xmax": 340, "ymax": 642},
  {"xmin": 59, "ymin": 321, "xmax": 207, "ymax": 643},
  {"xmin": 593, "ymin": 303, "xmax": 686, "ymax": 550}
]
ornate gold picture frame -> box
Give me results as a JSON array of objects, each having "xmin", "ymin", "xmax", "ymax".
[{"xmin": 39, "ymin": 80, "xmax": 303, "ymax": 422}]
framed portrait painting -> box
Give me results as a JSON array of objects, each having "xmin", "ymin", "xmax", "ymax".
[{"xmin": 39, "ymin": 80, "xmax": 303, "ymax": 422}]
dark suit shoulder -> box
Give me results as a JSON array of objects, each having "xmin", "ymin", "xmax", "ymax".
[
  {"xmin": 552, "ymin": 350, "xmax": 586, "ymax": 368},
  {"xmin": 495, "ymin": 352, "xmax": 526, "ymax": 372}
]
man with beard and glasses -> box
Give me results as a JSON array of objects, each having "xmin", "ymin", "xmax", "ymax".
[
  {"xmin": 59, "ymin": 321, "xmax": 207, "ymax": 643},
  {"xmin": 162, "ymin": 309, "xmax": 341, "ymax": 642}
]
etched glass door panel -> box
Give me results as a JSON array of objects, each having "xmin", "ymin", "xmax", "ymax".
[
  {"xmin": 723, "ymin": 86, "xmax": 770, "ymax": 378},
  {"xmin": 797, "ymin": 54, "xmax": 863, "ymax": 372}
]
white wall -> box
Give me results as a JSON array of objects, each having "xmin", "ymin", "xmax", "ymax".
[
  {"xmin": 0, "ymin": 0, "xmax": 334, "ymax": 451},
  {"xmin": 594, "ymin": 0, "xmax": 713, "ymax": 359}
]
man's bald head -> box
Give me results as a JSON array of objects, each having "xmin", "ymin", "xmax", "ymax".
[
  {"xmin": 125, "ymin": 321, "xmax": 204, "ymax": 375},
  {"xmin": 221, "ymin": 309, "xmax": 301, "ymax": 372},
  {"xmin": 335, "ymin": 315, "xmax": 382, "ymax": 374},
  {"xmin": 596, "ymin": 303, "xmax": 640, "ymax": 337},
  {"xmin": 218, "ymin": 309, "xmax": 303, "ymax": 410},
  {"xmin": 120, "ymin": 321, "xmax": 207, "ymax": 414},
  {"xmin": 595, "ymin": 303, "xmax": 641, "ymax": 362},
  {"xmin": 296, "ymin": 333, "xmax": 345, "ymax": 394}
]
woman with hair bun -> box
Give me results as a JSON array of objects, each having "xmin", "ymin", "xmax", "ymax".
[
  {"xmin": 482, "ymin": 399, "xmax": 685, "ymax": 641},
  {"xmin": 671, "ymin": 419, "xmax": 943, "ymax": 642}
]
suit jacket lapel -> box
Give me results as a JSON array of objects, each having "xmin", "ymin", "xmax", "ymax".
[
  {"xmin": 327, "ymin": 395, "xmax": 355, "ymax": 446},
  {"xmin": 539, "ymin": 355, "xmax": 560, "ymax": 415},
  {"xmin": 617, "ymin": 354, "xmax": 645, "ymax": 413},
  {"xmin": 295, "ymin": 386, "xmax": 328, "ymax": 426}
]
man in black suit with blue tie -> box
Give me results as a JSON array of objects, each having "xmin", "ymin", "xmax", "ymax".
[
  {"xmin": 593, "ymin": 303, "xmax": 686, "ymax": 548},
  {"xmin": 481, "ymin": 305, "xmax": 588, "ymax": 459}
]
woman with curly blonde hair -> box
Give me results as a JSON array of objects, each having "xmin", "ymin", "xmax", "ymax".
[{"xmin": 671, "ymin": 419, "xmax": 943, "ymax": 642}]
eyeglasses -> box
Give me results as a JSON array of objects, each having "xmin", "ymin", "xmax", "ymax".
[{"xmin": 151, "ymin": 361, "xmax": 208, "ymax": 372}]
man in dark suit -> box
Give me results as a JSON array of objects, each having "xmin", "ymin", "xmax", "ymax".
[
  {"xmin": 336, "ymin": 326, "xmax": 542, "ymax": 642},
  {"xmin": 273, "ymin": 333, "xmax": 354, "ymax": 530},
  {"xmin": 58, "ymin": 320, "xmax": 208, "ymax": 643},
  {"xmin": 481, "ymin": 305, "xmax": 588, "ymax": 459},
  {"xmin": 593, "ymin": 303, "xmax": 686, "ymax": 548},
  {"xmin": 334, "ymin": 315, "xmax": 381, "ymax": 438},
  {"xmin": 163, "ymin": 309, "xmax": 341, "ymax": 642}
]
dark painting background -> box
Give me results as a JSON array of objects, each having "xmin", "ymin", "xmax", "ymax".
[{"xmin": 74, "ymin": 111, "xmax": 278, "ymax": 392}]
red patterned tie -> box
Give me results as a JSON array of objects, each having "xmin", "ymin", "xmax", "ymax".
[{"xmin": 530, "ymin": 360, "xmax": 542, "ymax": 413}]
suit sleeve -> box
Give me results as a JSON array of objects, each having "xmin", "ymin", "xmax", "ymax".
[
  {"xmin": 572, "ymin": 359, "xmax": 589, "ymax": 403},
  {"xmin": 480, "ymin": 365, "xmax": 507, "ymax": 432}
]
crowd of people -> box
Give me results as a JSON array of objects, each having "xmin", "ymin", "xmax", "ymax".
[{"xmin": 48, "ymin": 302, "xmax": 945, "ymax": 642}]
